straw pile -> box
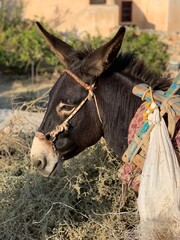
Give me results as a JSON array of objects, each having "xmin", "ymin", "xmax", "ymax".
[{"xmin": 0, "ymin": 110, "xmax": 139, "ymax": 240}]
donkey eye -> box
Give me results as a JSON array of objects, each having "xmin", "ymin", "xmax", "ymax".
[{"xmin": 56, "ymin": 102, "xmax": 75, "ymax": 117}]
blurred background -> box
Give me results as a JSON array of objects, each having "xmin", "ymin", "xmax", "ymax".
[
  {"xmin": 0, "ymin": 1, "xmax": 180, "ymax": 239},
  {"xmin": 22, "ymin": 0, "xmax": 180, "ymax": 35},
  {"xmin": 0, "ymin": 0, "xmax": 179, "ymax": 108}
]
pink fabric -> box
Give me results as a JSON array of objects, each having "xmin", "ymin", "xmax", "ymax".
[{"xmin": 118, "ymin": 163, "xmax": 141, "ymax": 192}]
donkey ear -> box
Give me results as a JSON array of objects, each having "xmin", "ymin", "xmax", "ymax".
[
  {"xmin": 81, "ymin": 26, "xmax": 126, "ymax": 76},
  {"xmin": 36, "ymin": 22, "xmax": 77, "ymax": 67}
]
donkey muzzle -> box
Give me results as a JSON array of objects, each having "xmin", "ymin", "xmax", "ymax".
[{"xmin": 30, "ymin": 132, "xmax": 62, "ymax": 177}]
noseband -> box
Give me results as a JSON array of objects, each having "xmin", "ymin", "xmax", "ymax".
[{"xmin": 37, "ymin": 69, "xmax": 102, "ymax": 150}]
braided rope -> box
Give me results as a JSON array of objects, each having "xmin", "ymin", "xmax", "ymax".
[
  {"xmin": 46, "ymin": 70, "xmax": 102, "ymax": 142},
  {"xmin": 64, "ymin": 69, "xmax": 95, "ymax": 92},
  {"xmin": 49, "ymin": 95, "xmax": 89, "ymax": 140}
]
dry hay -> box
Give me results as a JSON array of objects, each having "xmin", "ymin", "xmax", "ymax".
[
  {"xmin": 0, "ymin": 103, "xmax": 177, "ymax": 240},
  {"xmin": 0, "ymin": 111, "xmax": 139, "ymax": 239},
  {"xmin": 0, "ymin": 109, "xmax": 43, "ymax": 172}
]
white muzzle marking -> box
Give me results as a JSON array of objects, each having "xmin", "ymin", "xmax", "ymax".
[{"xmin": 30, "ymin": 133, "xmax": 62, "ymax": 177}]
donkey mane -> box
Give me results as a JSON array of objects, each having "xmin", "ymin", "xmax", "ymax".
[
  {"xmin": 75, "ymin": 47, "xmax": 171, "ymax": 91},
  {"xmin": 112, "ymin": 53, "xmax": 171, "ymax": 91}
]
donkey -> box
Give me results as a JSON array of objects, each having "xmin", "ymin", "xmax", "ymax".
[{"xmin": 30, "ymin": 22, "xmax": 170, "ymax": 177}]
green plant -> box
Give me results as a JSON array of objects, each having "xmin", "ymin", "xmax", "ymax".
[
  {"xmin": 0, "ymin": 18, "xmax": 169, "ymax": 76},
  {"xmin": 0, "ymin": 20, "xmax": 58, "ymax": 74},
  {"xmin": 122, "ymin": 27, "xmax": 169, "ymax": 74}
]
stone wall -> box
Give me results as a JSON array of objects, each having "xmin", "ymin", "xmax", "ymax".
[
  {"xmin": 15, "ymin": 0, "xmax": 180, "ymax": 36},
  {"xmin": 23, "ymin": 0, "xmax": 119, "ymax": 37}
]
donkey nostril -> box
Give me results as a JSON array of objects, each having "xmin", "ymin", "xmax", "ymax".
[
  {"xmin": 36, "ymin": 160, "xmax": 42, "ymax": 167},
  {"xmin": 33, "ymin": 158, "xmax": 47, "ymax": 170}
]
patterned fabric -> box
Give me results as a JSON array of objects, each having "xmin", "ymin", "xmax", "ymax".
[
  {"xmin": 172, "ymin": 118, "xmax": 180, "ymax": 153},
  {"xmin": 118, "ymin": 162, "xmax": 141, "ymax": 192},
  {"xmin": 128, "ymin": 103, "xmax": 180, "ymax": 152},
  {"xmin": 128, "ymin": 103, "xmax": 147, "ymax": 145},
  {"xmin": 118, "ymin": 102, "xmax": 180, "ymax": 192}
]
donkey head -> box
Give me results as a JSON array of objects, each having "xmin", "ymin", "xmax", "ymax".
[{"xmin": 30, "ymin": 22, "xmax": 125, "ymax": 177}]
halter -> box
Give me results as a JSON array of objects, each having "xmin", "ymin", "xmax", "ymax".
[{"xmin": 42, "ymin": 69, "xmax": 102, "ymax": 145}]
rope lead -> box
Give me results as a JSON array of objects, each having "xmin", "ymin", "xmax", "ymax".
[{"xmin": 141, "ymin": 87, "xmax": 158, "ymax": 122}]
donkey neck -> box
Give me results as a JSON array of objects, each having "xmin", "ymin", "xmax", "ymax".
[{"xmin": 97, "ymin": 73, "xmax": 142, "ymax": 157}]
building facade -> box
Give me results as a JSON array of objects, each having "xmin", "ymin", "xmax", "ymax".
[
  {"xmin": 129, "ymin": 0, "xmax": 180, "ymax": 32},
  {"xmin": 22, "ymin": 0, "xmax": 180, "ymax": 36}
]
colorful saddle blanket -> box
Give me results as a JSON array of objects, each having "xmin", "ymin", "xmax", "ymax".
[{"xmin": 118, "ymin": 103, "xmax": 180, "ymax": 191}]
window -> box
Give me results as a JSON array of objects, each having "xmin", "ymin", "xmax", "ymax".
[
  {"xmin": 121, "ymin": 1, "xmax": 132, "ymax": 22},
  {"xmin": 90, "ymin": 0, "xmax": 106, "ymax": 4}
]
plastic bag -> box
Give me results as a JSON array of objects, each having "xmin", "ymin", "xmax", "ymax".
[{"xmin": 138, "ymin": 107, "xmax": 180, "ymax": 239}]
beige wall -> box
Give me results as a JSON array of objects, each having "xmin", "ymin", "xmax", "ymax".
[
  {"xmin": 22, "ymin": 0, "xmax": 180, "ymax": 35},
  {"xmin": 116, "ymin": 0, "xmax": 180, "ymax": 32},
  {"xmin": 23, "ymin": 0, "xmax": 89, "ymax": 27},
  {"xmin": 59, "ymin": 5, "xmax": 119, "ymax": 36},
  {"xmin": 133, "ymin": 0, "xmax": 169, "ymax": 31},
  {"xmin": 132, "ymin": 0, "xmax": 180, "ymax": 32},
  {"xmin": 23, "ymin": 0, "xmax": 119, "ymax": 36},
  {"xmin": 168, "ymin": 0, "xmax": 180, "ymax": 32}
]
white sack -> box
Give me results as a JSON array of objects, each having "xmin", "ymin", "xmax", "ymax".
[{"xmin": 138, "ymin": 107, "xmax": 180, "ymax": 239}]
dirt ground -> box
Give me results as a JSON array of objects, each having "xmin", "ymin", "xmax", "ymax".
[{"xmin": 0, "ymin": 75, "xmax": 53, "ymax": 109}]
